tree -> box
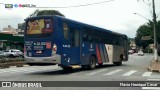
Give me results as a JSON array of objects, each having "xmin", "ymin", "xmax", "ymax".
[
  {"xmin": 135, "ymin": 20, "xmax": 160, "ymax": 49},
  {"xmin": 29, "ymin": 9, "xmax": 65, "ymax": 17}
]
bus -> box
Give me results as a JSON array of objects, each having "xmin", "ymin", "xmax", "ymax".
[{"xmin": 24, "ymin": 15, "xmax": 128, "ymax": 70}]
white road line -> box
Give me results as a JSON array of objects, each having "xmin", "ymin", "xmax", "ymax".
[
  {"xmin": 19, "ymin": 68, "xmax": 60, "ymax": 74},
  {"xmin": 3, "ymin": 68, "xmax": 58, "ymax": 74},
  {"xmin": 147, "ymin": 79, "xmax": 160, "ymax": 81},
  {"xmin": 103, "ymin": 69, "xmax": 122, "ymax": 76},
  {"xmin": 86, "ymin": 69, "xmax": 107, "ymax": 75},
  {"xmin": 0, "ymin": 66, "xmax": 59, "ymax": 74},
  {"xmin": 122, "ymin": 70, "xmax": 137, "ymax": 76},
  {"xmin": 0, "ymin": 67, "xmax": 52, "ymax": 73},
  {"xmin": 142, "ymin": 72, "xmax": 152, "ymax": 77},
  {"xmin": 142, "ymin": 87, "xmax": 160, "ymax": 89},
  {"xmin": 142, "ymin": 78, "xmax": 160, "ymax": 89}
]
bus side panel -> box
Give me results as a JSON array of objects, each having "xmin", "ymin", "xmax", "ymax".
[
  {"xmin": 61, "ymin": 47, "xmax": 72, "ymax": 66},
  {"xmin": 96, "ymin": 44, "xmax": 110, "ymax": 63},
  {"xmin": 105, "ymin": 44, "xmax": 113, "ymax": 62},
  {"xmin": 95, "ymin": 44, "xmax": 103, "ymax": 64},
  {"xmin": 124, "ymin": 39, "xmax": 128, "ymax": 61},
  {"xmin": 55, "ymin": 18, "xmax": 70, "ymax": 66},
  {"xmin": 81, "ymin": 43, "xmax": 110, "ymax": 65},
  {"xmin": 112, "ymin": 45, "xmax": 124, "ymax": 62},
  {"xmin": 101, "ymin": 44, "xmax": 109, "ymax": 62},
  {"xmin": 81, "ymin": 42, "xmax": 96, "ymax": 65},
  {"xmin": 53, "ymin": 17, "xmax": 62, "ymax": 55}
]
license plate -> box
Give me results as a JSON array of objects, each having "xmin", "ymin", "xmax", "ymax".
[{"xmin": 36, "ymin": 50, "xmax": 42, "ymax": 54}]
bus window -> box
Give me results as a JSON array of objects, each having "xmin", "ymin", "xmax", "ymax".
[
  {"xmin": 63, "ymin": 23, "xmax": 68, "ymax": 40},
  {"xmin": 75, "ymin": 30, "xmax": 80, "ymax": 47},
  {"xmin": 70, "ymin": 28, "xmax": 80, "ymax": 47},
  {"xmin": 82, "ymin": 31, "xmax": 88, "ymax": 41}
]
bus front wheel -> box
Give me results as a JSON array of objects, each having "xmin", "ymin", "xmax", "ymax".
[{"xmin": 88, "ymin": 56, "xmax": 96, "ymax": 70}]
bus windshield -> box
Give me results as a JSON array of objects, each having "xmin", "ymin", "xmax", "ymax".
[{"xmin": 26, "ymin": 18, "xmax": 53, "ymax": 38}]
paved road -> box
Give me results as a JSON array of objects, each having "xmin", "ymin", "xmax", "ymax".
[{"xmin": 0, "ymin": 53, "xmax": 159, "ymax": 90}]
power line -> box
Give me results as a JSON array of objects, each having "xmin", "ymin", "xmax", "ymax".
[{"xmin": 34, "ymin": 0, "xmax": 114, "ymax": 8}]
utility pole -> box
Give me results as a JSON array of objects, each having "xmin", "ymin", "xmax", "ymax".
[
  {"xmin": 137, "ymin": 0, "xmax": 160, "ymax": 72},
  {"xmin": 152, "ymin": 0, "xmax": 158, "ymax": 62}
]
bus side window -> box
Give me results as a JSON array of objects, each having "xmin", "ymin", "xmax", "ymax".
[
  {"xmin": 83, "ymin": 29, "xmax": 93, "ymax": 42},
  {"xmin": 70, "ymin": 28, "xmax": 80, "ymax": 47},
  {"xmin": 75, "ymin": 30, "xmax": 80, "ymax": 47},
  {"xmin": 82, "ymin": 32, "xmax": 87, "ymax": 41},
  {"xmin": 63, "ymin": 23, "xmax": 68, "ymax": 40},
  {"xmin": 120, "ymin": 37, "xmax": 124, "ymax": 46}
]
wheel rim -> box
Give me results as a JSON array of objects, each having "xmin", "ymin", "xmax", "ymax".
[{"xmin": 91, "ymin": 57, "xmax": 95, "ymax": 68}]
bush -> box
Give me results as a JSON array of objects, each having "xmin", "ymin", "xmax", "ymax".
[
  {"xmin": 143, "ymin": 49, "xmax": 153, "ymax": 53},
  {"xmin": 0, "ymin": 58, "xmax": 24, "ymax": 63}
]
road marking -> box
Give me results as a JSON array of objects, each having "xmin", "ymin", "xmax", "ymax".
[
  {"xmin": 86, "ymin": 69, "xmax": 107, "ymax": 75},
  {"xmin": 122, "ymin": 70, "xmax": 137, "ymax": 76},
  {"xmin": 0, "ymin": 67, "xmax": 53, "ymax": 73},
  {"xmin": 103, "ymin": 69, "xmax": 122, "ymax": 76},
  {"xmin": 142, "ymin": 78, "xmax": 160, "ymax": 89},
  {"xmin": 142, "ymin": 87, "xmax": 160, "ymax": 89},
  {"xmin": 0, "ymin": 66, "xmax": 59, "ymax": 74},
  {"xmin": 142, "ymin": 72, "xmax": 152, "ymax": 77},
  {"xmin": 147, "ymin": 79, "xmax": 160, "ymax": 81}
]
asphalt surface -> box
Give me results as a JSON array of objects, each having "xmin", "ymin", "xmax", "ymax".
[{"xmin": 0, "ymin": 53, "xmax": 160, "ymax": 90}]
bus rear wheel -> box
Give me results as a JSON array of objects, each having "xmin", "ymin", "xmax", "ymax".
[
  {"xmin": 88, "ymin": 56, "xmax": 96, "ymax": 70},
  {"xmin": 113, "ymin": 55, "xmax": 123, "ymax": 66}
]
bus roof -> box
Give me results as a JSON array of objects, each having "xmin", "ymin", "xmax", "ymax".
[{"xmin": 26, "ymin": 15, "xmax": 128, "ymax": 38}]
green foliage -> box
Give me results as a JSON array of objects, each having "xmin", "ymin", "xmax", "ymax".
[
  {"xmin": 135, "ymin": 20, "xmax": 160, "ymax": 49},
  {"xmin": 29, "ymin": 9, "xmax": 64, "ymax": 17},
  {"xmin": 0, "ymin": 33, "xmax": 24, "ymax": 43}
]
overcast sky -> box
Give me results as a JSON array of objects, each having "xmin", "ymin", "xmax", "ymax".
[{"xmin": 0, "ymin": 0, "xmax": 160, "ymax": 38}]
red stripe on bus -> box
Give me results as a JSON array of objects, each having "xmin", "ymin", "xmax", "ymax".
[{"xmin": 96, "ymin": 45, "xmax": 102, "ymax": 64}]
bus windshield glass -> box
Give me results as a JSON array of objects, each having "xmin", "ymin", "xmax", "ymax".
[{"xmin": 26, "ymin": 18, "xmax": 53, "ymax": 37}]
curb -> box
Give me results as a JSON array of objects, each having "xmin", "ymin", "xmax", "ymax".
[
  {"xmin": 148, "ymin": 61, "xmax": 160, "ymax": 72},
  {"xmin": 0, "ymin": 65, "xmax": 30, "ymax": 69},
  {"xmin": 148, "ymin": 66, "xmax": 160, "ymax": 72},
  {"xmin": 0, "ymin": 63, "xmax": 30, "ymax": 69}
]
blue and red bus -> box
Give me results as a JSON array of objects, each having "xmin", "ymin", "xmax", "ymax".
[{"xmin": 24, "ymin": 15, "xmax": 128, "ymax": 70}]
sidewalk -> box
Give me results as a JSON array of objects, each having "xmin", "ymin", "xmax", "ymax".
[{"xmin": 148, "ymin": 61, "xmax": 160, "ymax": 72}]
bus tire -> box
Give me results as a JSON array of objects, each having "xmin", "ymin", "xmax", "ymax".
[
  {"xmin": 88, "ymin": 56, "xmax": 96, "ymax": 70},
  {"xmin": 113, "ymin": 55, "xmax": 123, "ymax": 66}
]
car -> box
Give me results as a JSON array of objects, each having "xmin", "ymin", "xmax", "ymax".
[
  {"xmin": 3, "ymin": 49, "xmax": 24, "ymax": 58},
  {"xmin": 138, "ymin": 50, "xmax": 144, "ymax": 56},
  {"xmin": 0, "ymin": 51, "xmax": 7, "ymax": 59}
]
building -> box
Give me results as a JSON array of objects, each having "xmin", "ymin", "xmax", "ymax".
[
  {"xmin": 0, "ymin": 33, "xmax": 24, "ymax": 51},
  {"xmin": 1, "ymin": 25, "xmax": 18, "ymax": 34},
  {"xmin": 0, "ymin": 25, "xmax": 24, "ymax": 51}
]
